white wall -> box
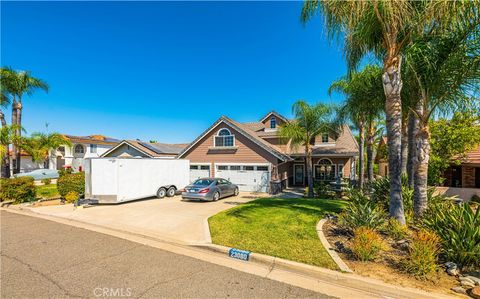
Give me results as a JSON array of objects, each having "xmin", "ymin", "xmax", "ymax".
[
  {"xmin": 20, "ymin": 156, "xmax": 44, "ymax": 173},
  {"xmin": 50, "ymin": 143, "xmax": 114, "ymax": 171}
]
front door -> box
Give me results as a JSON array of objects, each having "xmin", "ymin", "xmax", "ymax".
[{"xmin": 294, "ymin": 164, "xmax": 304, "ymax": 185}]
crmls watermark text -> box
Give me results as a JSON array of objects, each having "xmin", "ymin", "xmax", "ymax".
[{"xmin": 93, "ymin": 287, "xmax": 132, "ymax": 297}]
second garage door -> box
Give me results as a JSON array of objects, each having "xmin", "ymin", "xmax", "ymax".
[
  {"xmin": 190, "ymin": 164, "xmax": 210, "ymax": 182},
  {"xmin": 215, "ymin": 164, "xmax": 270, "ymax": 193}
]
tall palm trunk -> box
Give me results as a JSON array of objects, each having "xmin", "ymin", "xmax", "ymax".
[
  {"xmin": 383, "ymin": 54, "xmax": 406, "ymax": 225},
  {"xmin": 358, "ymin": 122, "xmax": 365, "ymax": 188},
  {"xmin": 11, "ymin": 100, "xmax": 19, "ymax": 175},
  {"xmin": 407, "ymin": 110, "xmax": 417, "ymax": 188},
  {"xmin": 401, "ymin": 116, "xmax": 408, "ymax": 174},
  {"xmin": 366, "ymin": 122, "xmax": 375, "ymax": 182},
  {"xmin": 305, "ymin": 144, "xmax": 314, "ymax": 198},
  {"xmin": 413, "ymin": 101, "xmax": 429, "ymax": 218},
  {"xmin": 0, "ymin": 110, "xmax": 9, "ymax": 178},
  {"xmin": 15, "ymin": 101, "xmax": 22, "ymax": 173}
]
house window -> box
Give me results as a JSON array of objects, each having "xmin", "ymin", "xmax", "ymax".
[
  {"xmin": 214, "ymin": 128, "xmax": 234, "ymax": 147},
  {"xmin": 257, "ymin": 166, "xmax": 269, "ymax": 171},
  {"xmin": 314, "ymin": 159, "xmax": 335, "ymax": 181},
  {"xmin": 322, "ymin": 133, "xmax": 329, "ymax": 143},
  {"xmin": 270, "ymin": 117, "xmax": 276, "ymax": 129},
  {"xmin": 244, "ymin": 166, "xmax": 255, "ymax": 171},
  {"xmin": 200, "ymin": 165, "xmax": 210, "ymax": 170},
  {"xmin": 190, "ymin": 165, "xmax": 199, "ymax": 170},
  {"xmin": 74, "ymin": 144, "xmax": 85, "ymax": 154},
  {"xmin": 90, "ymin": 144, "xmax": 97, "ymax": 154},
  {"xmin": 218, "ymin": 165, "xmax": 228, "ymax": 171},
  {"xmin": 230, "ymin": 165, "xmax": 241, "ymax": 171},
  {"xmin": 338, "ymin": 164, "xmax": 344, "ymax": 178}
]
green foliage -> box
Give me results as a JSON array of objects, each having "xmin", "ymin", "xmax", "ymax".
[
  {"xmin": 422, "ymin": 203, "xmax": 480, "ymax": 268},
  {"xmin": 338, "ymin": 188, "xmax": 386, "ymax": 230},
  {"xmin": 35, "ymin": 184, "xmax": 59, "ymax": 199},
  {"xmin": 57, "ymin": 172, "xmax": 85, "ymax": 199},
  {"xmin": 65, "ymin": 191, "xmax": 79, "ymax": 203},
  {"xmin": 0, "ymin": 177, "xmax": 36, "ymax": 203},
  {"xmin": 385, "ymin": 218, "xmax": 409, "ymax": 240},
  {"xmin": 403, "ymin": 230, "xmax": 440, "ymax": 279},
  {"xmin": 41, "ymin": 178, "xmax": 51, "ymax": 185},
  {"xmin": 58, "ymin": 168, "xmax": 73, "ymax": 177},
  {"xmin": 428, "ymin": 111, "xmax": 480, "ymax": 185},
  {"xmin": 314, "ymin": 182, "xmax": 335, "ymax": 199},
  {"xmin": 351, "ymin": 226, "xmax": 384, "ymax": 262},
  {"xmin": 471, "ymin": 194, "xmax": 480, "ymax": 204},
  {"xmin": 21, "ymin": 131, "xmax": 71, "ymax": 164}
]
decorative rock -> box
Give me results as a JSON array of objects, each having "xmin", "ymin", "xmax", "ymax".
[
  {"xmin": 451, "ymin": 286, "xmax": 467, "ymax": 295},
  {"xmin": 461, "ymin": 280, "xmax": 475, "ymax": 288},
  {"xmin": 465, "ymin": 276, "xmax": 480, "ymax": 286},
  {"xmin": 460, "ymin": 277, "xmax": 476, "ymax": 285},
  {"xmin": 470, "ymin": 286, "xmax": 480, "ymax": 299},
  {"xmin": 447, "ymin": 267, "xmax": 460, "ymax": 276}
]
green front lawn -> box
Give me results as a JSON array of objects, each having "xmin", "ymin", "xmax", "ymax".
[
  {"xmin": 36, "ymin": 184, "xmax": 60, "ymax": 199},
  {"xmin": 208, "ymin": 197, "xmax": 346, "ymax": 270}
]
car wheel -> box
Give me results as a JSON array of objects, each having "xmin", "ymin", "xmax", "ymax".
[
  {"xmin": 166, "ymin": 187, "xmax": 176, "ymax": 197},
  {"xmin": 234, "ymin": 188, "xmax": 239, "ymax": 196},
  {"xmin": 156, "ymin": 188, "xmax": 166, "ymax": 199},
  {"xmin": 213, "ymin": 191, "xmax": 220, "ymax": 201}
]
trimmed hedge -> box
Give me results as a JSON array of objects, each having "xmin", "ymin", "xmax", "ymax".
[
  {"xmin": 57, "ymin": 172, "xmax": 85, "ymax": 199},
  {"xmin": 0, "ymin": 177, "xmax": 36, "ymax": 203}
]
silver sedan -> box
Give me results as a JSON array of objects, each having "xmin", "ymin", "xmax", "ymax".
[{"xmin": 181, "ymin": 178, "xmax": 239, "ymax": 201}]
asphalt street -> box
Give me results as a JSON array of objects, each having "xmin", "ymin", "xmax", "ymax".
[{"xmin": 1, "ymin": 211, "xmax": 331, "ymax": 298}]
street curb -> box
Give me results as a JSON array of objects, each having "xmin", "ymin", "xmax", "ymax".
[{"xmin": 317, "ymin": 218, "xmax": 353, "ymax": 273}]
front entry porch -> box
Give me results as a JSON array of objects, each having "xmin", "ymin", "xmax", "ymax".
[{"xmin": 286, "ymin": 157, "xmax": 356, "ymax": 187}]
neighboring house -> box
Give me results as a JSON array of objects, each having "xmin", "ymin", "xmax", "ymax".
[
  {"xmin": 177, "ymin": 111, "xmax": 359, "ymax": 193},
  {"xmin": 49, "ymin": 135, "xmax": 120, "ymax": 172},
  {"xmin": 101, "ymin": 140, "xmax": 188, "ymax": 158},
  {"xmin": 443, "ymin": 145, "xmax": 480, "ymax": 189},
  {"xmin": 7, "ymin": 150, "xmax": 44, "ymax": 173}
]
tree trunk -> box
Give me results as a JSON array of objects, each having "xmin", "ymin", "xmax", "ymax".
[
  {"xmin": 366, "ymin": 123, "xmax": 375, "ymax": 182},
  {"xmin": 15, "ymin": 102, "xmax": 22, "ymax": 173},
  {"xmin": 358, "ymin": 123, "xmax": 365, "ymax": 188},
  {"xmin": 401, "ymin": 116, "xmax": 408, "ymax": 175},
  {"xmin": 413, "ymin": 103, "xmax": 429, "ymax": 218},
  {"xmin": 306, "ymin": 146, "xmax": 314, "ymax": 198},
  {"xmin": 11, "ymin": 100, "xmax": 18, "ymax": 174},
  {"xmin": 407, "ymin": 108, "xmax": 418, "ymax": 188},
  {"xmin": 382, "ymin": 55, "xmax": 406, "ymax": 225},
  {"xmin": 0, "ymin": 110, "xmax": 10, "ymax": 178}
]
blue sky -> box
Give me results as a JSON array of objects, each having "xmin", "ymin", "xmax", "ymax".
[{"xmin": 1, "ymin": 1, "xmax": 348, "ymax": 143}]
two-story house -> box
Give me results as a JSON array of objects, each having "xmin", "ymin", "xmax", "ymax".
[{"xmin": 178, "ymin": 111, "xmax": 359, "ymax": 193}]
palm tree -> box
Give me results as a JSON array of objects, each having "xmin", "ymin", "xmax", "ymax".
[
  {"xmin": 301, "ymin": 0, "xmax": 476, "ymax": 224},
  {"xmin": 0, "ymin": 124, "xmax": 22, "ymax": 177},
  {"xmin": 280, "ymin": 101, "xmax": 336, "ymax": 198},
  {"xmin": 0, "ymin": 67, "xmax": 48, "ymax": 174},
  {"xmin": 405, "ymin": 21, "xmax": 480, "ymax": 218},
  {"xmin": 21, "ymin": 132, "xmax": 71, "ymax": 169},
  {"xmin": 1, "ymin": 72, "xmax": 12, "ymax": 177},
  {"xmin": 329, "ymin": 65, "xmax": 384, "ymax": 188}
]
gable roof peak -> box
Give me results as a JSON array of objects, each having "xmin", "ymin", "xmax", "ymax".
[{"xmin": 259, "ymin": 111, "xmax": 288, "ymax": 123}]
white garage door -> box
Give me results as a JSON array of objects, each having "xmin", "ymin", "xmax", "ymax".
[
  {"xmin": 215, "ymin": 164, "xmax": 270, "ymax": 193},
  {"xmin": 190, "ymin": 164, "xmax": 210, "ymax": 182}
]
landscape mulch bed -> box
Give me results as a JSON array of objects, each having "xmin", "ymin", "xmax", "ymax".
[{"xmin": 323, "ymin": 220, "xmax": 462, "ymax": 297}]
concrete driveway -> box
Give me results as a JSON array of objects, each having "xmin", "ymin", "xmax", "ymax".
[{"xmin": 24, "ymin": 192, "xmax": 262, "ymax": 244}]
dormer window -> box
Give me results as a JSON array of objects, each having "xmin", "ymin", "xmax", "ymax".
[
  {"xmin": 322, "ymin": 133, "xmax": 329, "ymax": 143},
  {"xmin": 270, "ymin": 117, "xmax": 276, "ymax": 129},
  {"xmin": 214, "ymin": 128, "xmax": 235, "ymax": 147}
]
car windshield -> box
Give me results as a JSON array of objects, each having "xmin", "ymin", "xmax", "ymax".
[{"xmin": 192, "ymin": 179, "xmax": 213, "ymax": 186}]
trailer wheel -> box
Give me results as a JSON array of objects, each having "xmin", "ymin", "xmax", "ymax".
[
  {"xmin": 156, "ymin": 188, "xmax": 167, "ymax": 199},
  {"xmin": 166, "ymin": 187, "xmax": 176, "ymax": 197}
]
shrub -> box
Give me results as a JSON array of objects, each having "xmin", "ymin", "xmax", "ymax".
[
  {"xmin": 338, "ymin": 189, "xmax": 386, "ymax": 230},
  {"xmin": 65, "ymin": 191, "xmax": 79, "ymax": 203},
  {"xmin": 0, "ymin": 177, "xmax": 36, "ymax": 203},
  {"xmin": 314, "ymin": 182, "xmax": 335, "ymax": 198},
  {"xmin": 57, "ymin": 172, "xmax": 85, "ymax": 199},
  {"xmin": 385, "ymin": 218, "xmax": 409, "ymax": 240},
  {"xmin": 58, "ymin": 167, "xmax": 73, "ymax": 177},
  {"xmin": 422, "ymin": 203, "xmax": 480, "ymax": 268},
  {"xmin": 403, "ymin": 230, "xmax": 440, "ymax": 279},
  {"xmin": 41, "ymin": 178, "xmax": 51, "ymax": 185},
  {"xmin": 351, "ymin": 226, "xmax": 384, "ymax": 261},
  {"xmin": 471, "ymin": 194, "xmax": 480, "ymax": 204}
]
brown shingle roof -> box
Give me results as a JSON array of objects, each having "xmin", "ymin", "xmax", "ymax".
[
  {"xmin": 63, "ymin": 134, "xmax": 120, "ymax": 145},
  {"xmin": 125, "ymin": 140, "xmax": 187, "ymax": 157}
]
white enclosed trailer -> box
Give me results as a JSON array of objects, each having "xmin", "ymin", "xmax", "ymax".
[{"xmin": 85, "ymin": 157, "xmax": 190, "ymax": 203}]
